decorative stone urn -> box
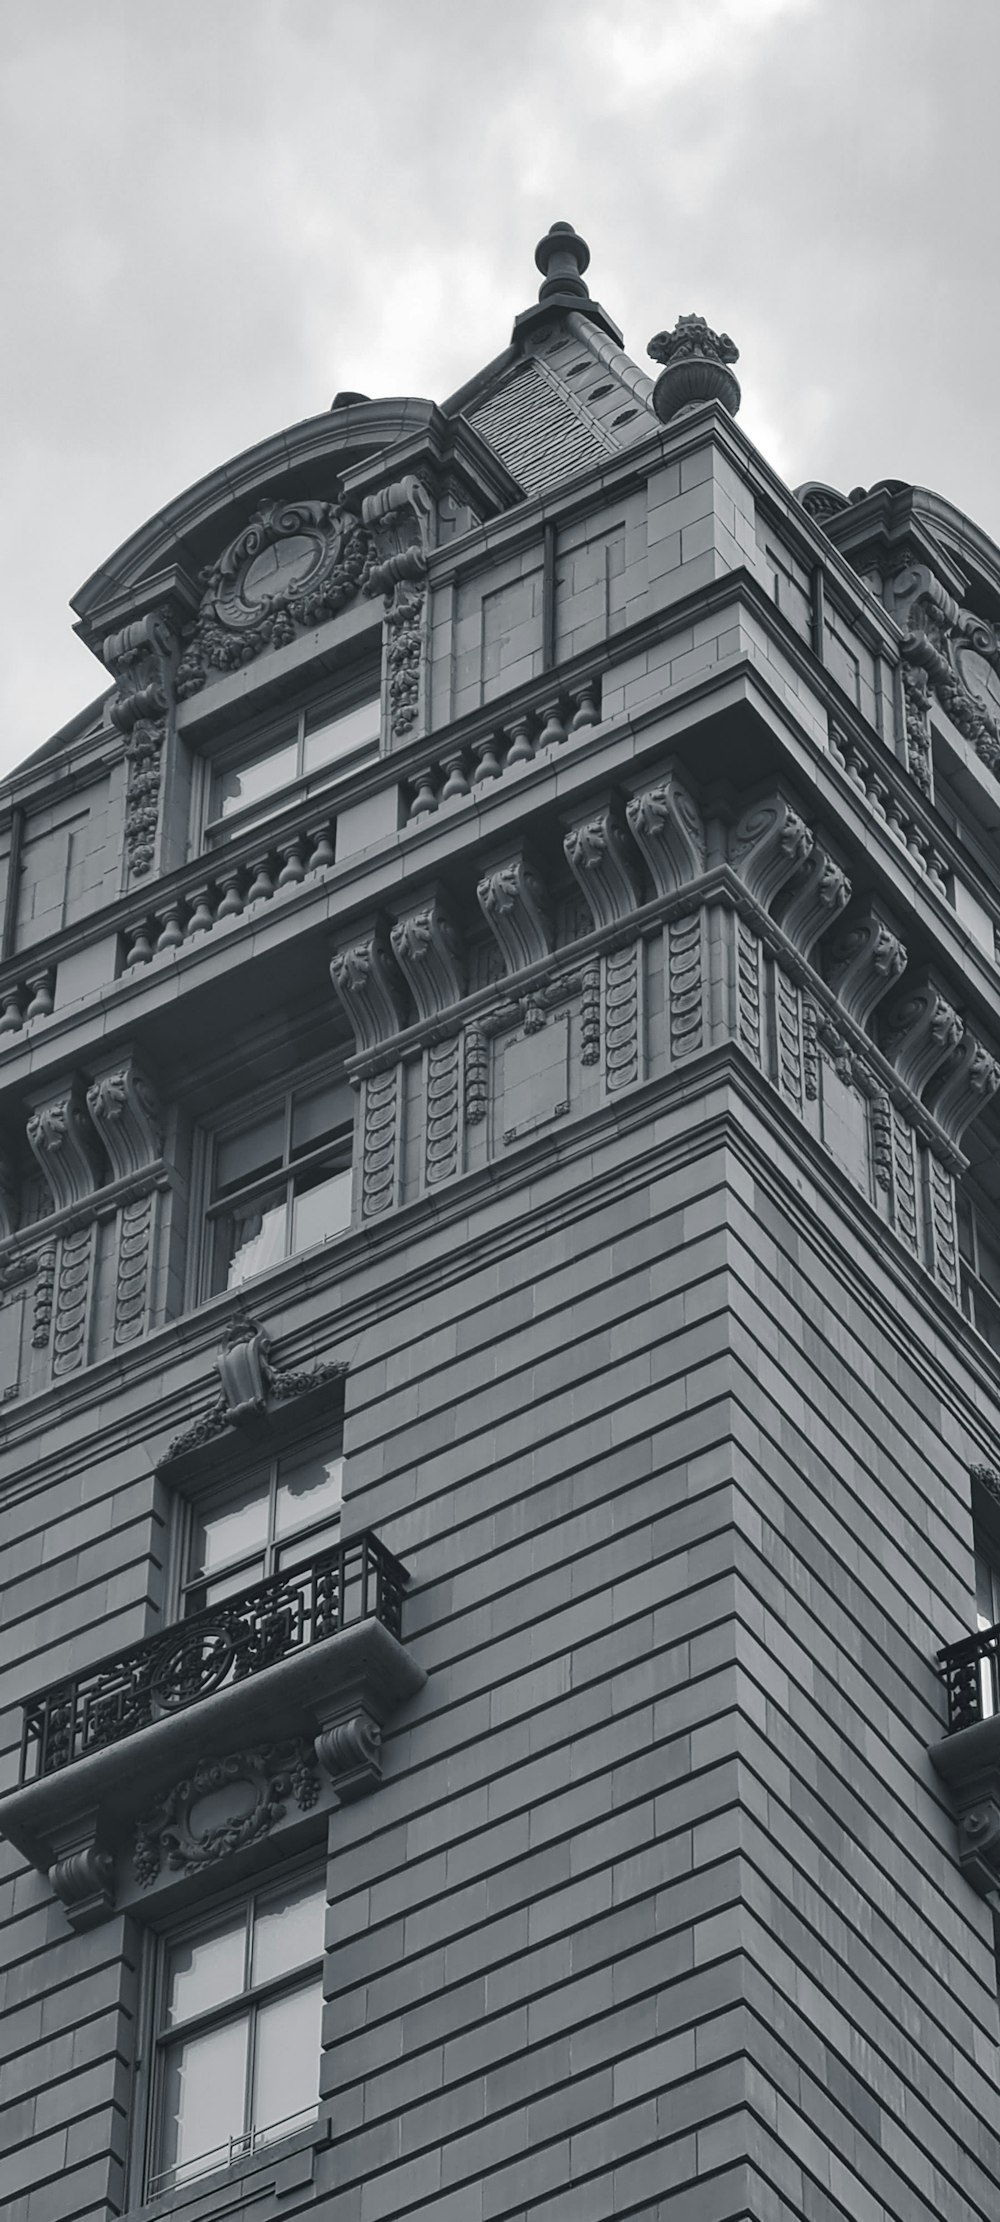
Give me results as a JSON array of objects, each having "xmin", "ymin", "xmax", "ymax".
[{"xmin": 647, "ymin": 313, "xmax": 741, "ymax": 424}]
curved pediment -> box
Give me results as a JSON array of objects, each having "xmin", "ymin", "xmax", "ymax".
[{"xmin": 70, "ymin": 397, "xmax": 440, "ymax": 654}]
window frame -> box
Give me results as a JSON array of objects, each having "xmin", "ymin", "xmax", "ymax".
[
  {"xmin": 201, "ymin": 667, "xmax": 382, "ymax": 847},
  {"xmin": 179, "ymin": 1435, "xmax": 345, "ymax": 1616},
  {"xmin": 138, "ymin": 1861, "xmax": 326, "ymax": 2203},
  {"xmin": 199, "ymin": 1063, "xmax": 354, "ymax": 1303}
]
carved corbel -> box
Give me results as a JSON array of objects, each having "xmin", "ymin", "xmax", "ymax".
[
  {"xmin": 880, "ymin": 970, "xmax": 964, "ymax": 1097},
  {"xmin": 361, "ymin": 477, "xmax": 434, "ymax": 598},
  {"xmin": 85, "ymin": 1056, "xmax": 163, "ymax": 1180},
  {"xmin": 315, "ymin": 1712, "xmax": 382, "ymax": 1803},
  {"xmin": 727, "ymin": 789, "xmax": 813, "ymax": 911},
  {"xmin": 330, "ymin": 917, "xmax": 408, "ymax": 1051},
  {"xmin": 822, "ymin": 902, "xmax": 908, "ymax": 1027},
  {"xmin": 390, "ymin": 891, "xmax": 465, "ymax": 1021},
  {"xmin": 26, "ymin": 1075, "xmax": 104, "ymax": 1212},
  {"xmin": 562, "ymin": 798, "xmax": 644, "ymax": 929},
  {"xmin": 774, "ymin": 844, "xmax": 851, "ymax": 960},
  {"xmin": 625, "ymin": 767, "xmax": 706, "ymax": 896},
  {"xmin": 928, "ymin": 1030, "xmax": 1000, "ymax": 1147},
  {"xmin": 477, "ymin": 853, "xmax": 553, "ymax": 974},
  {"xmin": 48, "ymin": 1814, "xmax": 115, "ymax": 1931}
]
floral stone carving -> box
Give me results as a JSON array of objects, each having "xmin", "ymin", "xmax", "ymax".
[
  {"xmin": 133, "ymin": 1739, "xmax": 320, "ymax": 1887},
  {"xmin": 360, "ymin": 476, "xmax": 435, "ymax": 744},
  {"xmin": 161, "ymin": 1310, "xmax": 345, "ymax": 1465},
  {"xmin": 175, "ymin": 499, "xmax": 372, "ymax": 697},
  {"xmin": 104, "ymin": 608, "xmax": 180, "ymax": 879}
]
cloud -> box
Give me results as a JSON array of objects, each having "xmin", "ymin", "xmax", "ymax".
[{"xmin": 2, "ymin": 0, "xmax": 999, "ymax": 768}]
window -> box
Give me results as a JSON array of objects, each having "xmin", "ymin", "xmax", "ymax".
[
  {"xmin": 208, "ymin": 691, "xmax": 380, "ymax": 834},
  {"xmin": 148, "ymin": 1870, "xmax": 325, "ymax": 2194},
  {"xmin": 957, "ymin": 1188, "xmax": 1000, "ymax": 1358},
  {"xmin": 205, "ymin": 1074, "xmax": 353, "ymax": 1296},
  {"xmin": 183, "ymin": 1441, "xmax": 344, "ymax": 1613}
]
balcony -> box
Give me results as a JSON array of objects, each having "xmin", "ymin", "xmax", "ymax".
[
  {"xmin": 0, "ymin": 1530, "xmax": 424, "ymax": 1928},
  {"xmin": 931, "ymin": 1621, "xmax": 1000, "ymax": 1897},
  {"xmin": 19, "ymin": 1531, "xmax": 408, "ymax": 1783}
]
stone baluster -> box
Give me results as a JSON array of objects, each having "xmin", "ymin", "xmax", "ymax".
[
  {"xmin": 306, "ymin": 821, "xmax": 335, "ymax": 873},
  {"xmin": 245, "ymin": 852, "xmax": 276, "ymax": 904},
  {"xmin": 186, "ymin": 885, "xmax": 216, "ymax": 937},
  {"xmin": 537, "ymin": 700, "xmax": 568, "ymax": 749},
  {"xmin": 439, "ymin": 747, "xmax": 472, "ymax": 802},
  {"xmin": 215, "ymin": 865, "xmax": 245, "ymax": 919},
  {"xmin": 25, "ymin": 971, "xmax": 55, "ymax": 1022},
  {"xmin": 504, "ymin": 710, "xmax": 535, "ymax": 765},
  {"xmin": 408, "ymin": 765, "xmax": 439, "ymax": 819},
  {"xmin": 155, "ymin": 899, "xmax": 186, "ymax": 952},
  {"xmin": 0, "ymin": 982, "xmax": 25, "ymax": 1032},
  {"xmin": 124, "ymin": 918, "xmax": 156, "ymax": 968},
  {"xmin": 473, "ymin": 732, "xmax": 504, "ymax": 784},
  {"xmin": 276, "ymin": 835, "xmax": 308, "ymax": 888},
  {"xmin": 569, "ymin": 677, "xmax": 601, "ymax": 729}
]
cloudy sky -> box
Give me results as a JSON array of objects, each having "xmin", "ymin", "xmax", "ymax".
[{"xmin": 2, "ymin": 0, "xmax": 997, "ymax": 772}]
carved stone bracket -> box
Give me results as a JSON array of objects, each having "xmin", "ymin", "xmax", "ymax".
[
  {"xmin": 104, "ymin": 609, "xmax": 180, "ymax": 880},
  {"xmin": 330, "ymin": 916, "xmax": 409, "ymax": 1051},
  {"xmin": 46, "ymin": 1810, "xmax": 115, "ymax": 1932},
  {"xmin": 625, "ymin": 767, "xmax": 706, "ymax": 896},
  {"xmin": 775, "ymin": 844, "xmax": 851, "ymax": 960},
  {"xmin": 315, "ymin": 1711, "xmax": 383, "ymax": 1803},
  {"xmin": 929, "ymin": 1030, "xmax": 1000, "ymax": 1148},
  {"xmin": 562, "ymin": 798, "xmax": 644, "ymax": 929},
  {"xmin": 727, "ymin": 790, "xmax": 814, "ymax": 911},
  {"xmin": 85, "ymin": 1056, "xmax": 163, "ymax": 1180},
  {"xmin": 880, "ymin": 971, "xmax": 964, "ymax": 1098},
  {"xmin": 26, "ymin": 1075, "xmax": 104, "ymax": 1212},
  {"xmin": 931, "ymin": 1727, "xmax": 1000, "ymax": 1899},
  {"xmin": 823, "ymin": 902, "xmax": 908, "ymax": 1027},
  {"xmin": 477, "ymin": 853, "xmax": 553, "ymax": 974},
  {"xmin": 390, "ymin": 891, "xmax": 465, "ymax": 1021}
]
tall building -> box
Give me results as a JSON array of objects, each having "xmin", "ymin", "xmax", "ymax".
[{"xmin": 3, "ymin": 218, "xmax": 1000, "ymax": 2222}]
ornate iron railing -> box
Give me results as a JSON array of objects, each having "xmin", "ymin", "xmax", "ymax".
[
  {"xmin": 938, "ymin": 1621, "xmax": 1000, "ymax": 1733},
  {"xmin": 19, "ymin": 1531, "xmax": 409, "ymax": 1784}
]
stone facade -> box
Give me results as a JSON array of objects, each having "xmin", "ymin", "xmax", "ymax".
[{"xmin": 2, "ymin": 223, "xmax": 1000, "ymax": 2220}]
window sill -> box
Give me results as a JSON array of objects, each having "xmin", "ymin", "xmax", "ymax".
[
  {"xmin": 129, "ymin": 2110, "xmax": 333, "ymax": 2222},
  {"xmin": 930, "ymin": 1713, "xmax": 1000, "ymax": 1895}
]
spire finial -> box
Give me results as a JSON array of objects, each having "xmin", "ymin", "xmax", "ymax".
[{"xmin": 534, "ymin": 220, "xmax": 591, "ymax": 303}]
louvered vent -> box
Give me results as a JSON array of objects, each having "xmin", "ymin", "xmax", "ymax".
[{"xmin": 467, "ymin": 362, "xmax": 607, "ymax": 495}]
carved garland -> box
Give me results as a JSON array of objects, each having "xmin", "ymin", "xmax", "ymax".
[{"xmin": 133, "ymin": 1739, "xmax": 320, "ymax": 1887}]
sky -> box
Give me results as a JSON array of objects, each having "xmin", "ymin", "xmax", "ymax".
[{"xmin": 2, "ymin": 0, "xmax": 998, "ymax": 772}]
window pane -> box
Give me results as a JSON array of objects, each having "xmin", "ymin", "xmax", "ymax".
[
  {"xmin": 252, "ymin": 1874, "xmax": 326, "ymax": 1985},
  {"xmin": 302, "ymin": 697, "xmax": 379, "ymax": 774},
  {"xmin": 291, "ymin": 1079, "xmax": 353, "ymax": 1156},
  {"xmin": 214, "ymin": 739, "xmax": 299, "ymax": 821},
  {"xmin": 191, "ymin": 1480, "xmax": 270, "ymax": 1579},
  {"xmin": 215, "ymin": 1111, "xmax": 285, "ymax": 1198},
  {"xmin": 160, "ymin": 2017, "xmax": 248, "ymax": 2186},
  {"xmin": 223, "ymin": 1194, "xmax": 288, "ymax": 1289},
  {"xmin": 275, "ymin": 1451, "xmax": 343, "ymax": 1540},
  {"xmin": 167, "ymin": 1912, "xmax": 246, "ymax": 2025},
  {"xmin": 290, "ymin": 1166, "xmax": 351, "ymax": 1255},
  {"xmin": 277, "ymin": 1521, "xmax": 341, "ymax": 1573},
  {"xmin": 251, "ymin": 1980, "xmax": 322, "ymax": 2148}
]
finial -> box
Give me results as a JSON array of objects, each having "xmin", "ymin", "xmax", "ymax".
[
  {"xmin": 646, "ymin": 314, "xmax": 741, "ymax": 424},
  {"xmin": 534, "ymin": 221, "xmax": 591, "ymax": 303}
]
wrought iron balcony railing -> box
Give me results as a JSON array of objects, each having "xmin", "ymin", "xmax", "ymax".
[
  {"xmin": 937, "ymin": 1621, "xmax": 1000, "ymax": 1733},
  {"xmin": 19, "ymin": 1531, "xmax": 409, "ymax": 1785}
]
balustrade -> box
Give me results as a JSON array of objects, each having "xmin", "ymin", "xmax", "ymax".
[
  {"xmin": 122, "ymin": 813, "xmax": 338, "ymax": 970},
  {"xmin": 19, "ymin": 1529, "xmax": 409, "ymax": 1783},
  {"xmin": 828, "ymin": 725, "xmax": 950, "ymax": 898},
  {"xmin": 937, "ymin": 1620, "xmax": 1000, "ymax": 1733},
  {"xmin": 406, "ymin": 675, "xmax": 602, "ymax": 822}
]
